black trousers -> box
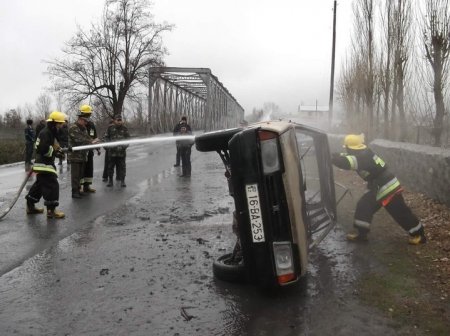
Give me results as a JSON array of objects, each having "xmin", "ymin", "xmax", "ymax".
[
  {"xmin": 180, "ymin": 146, "xmax": 191, "ymax": 176},
  {"xmin": 25, "ymin": 142, "xmax": 34, "ymax": 164},
  {"xmin": 102, "ymin": 149, "xmax": 109, "ymax": 179},
  {"xmin": 175, "ymin": 144, "xmax": 181, "ymax": 165},
  {"xmin": 354, "ymin": 189, "xmax": 420, "ymax": 235},
  {"xmin": 26, "ymin": 172, "xmax": 59, "ymax": 210},
  {"xmin": 71, "ymin": 161, "xmax": 86, "ymax": 193},
  {"xmin": 108, "ymin": 156, "xmax": 126, "ymax": 181},
  {"xmin": 82, "ymin": 150, "xmax": 94, "ymax": 186}
]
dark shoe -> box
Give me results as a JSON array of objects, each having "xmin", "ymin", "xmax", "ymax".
[
  {"xmin": 26, "ymin": 206, "xmax": 44, "ymax": 215},
  {"xmin": 106, "ymin": 178, "xmax": 113, "ymax": 187},
  {"xmin": 179, "ymin": 174, "xmax": 186, "ymax": 177},
  {"xmin": 120, "ymin": 180, "xmax": 127, "ymax": 187},
  {"xmin": 102, "ymin": 177, "xmax": 108, "ymax": 182},
  {"xmin": 173, "ymin": 164, "xmax": 180, "ymax": 167},
  {"xmin": 72, "ymin": 192, "xmax": 82, "ymax": 199},
  {"xmin": 346, "ymin": 231, "xmax": 368, "ymax": 242}
]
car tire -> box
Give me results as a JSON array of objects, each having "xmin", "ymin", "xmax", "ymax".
[
  {"xmin": 195, "ymin": 128, "xmax": 242, "ymax": 152},
  {"xmin": 212, "ymin": 253, "xmax": 246, "ymax": 283}
]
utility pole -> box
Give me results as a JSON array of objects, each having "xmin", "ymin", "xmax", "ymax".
[{"xmin": 328, "ymin": 0, "xmax": 337, "ymax": 127}]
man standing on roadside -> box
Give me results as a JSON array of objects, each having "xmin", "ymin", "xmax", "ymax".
[
  {"xmin": 24, "ymin": 119, "xmax": 35, "ymax": 171},
  {"xmin": 68, "ymin": 109, "xmax": 100, "ymax": 198},
  {"xmin": 173, "ymin": 116, "xmax": 191, "ymax": 168},
  {"xmin": 103, "ymin": 114, "xmax": 130, "ymax": 187}
]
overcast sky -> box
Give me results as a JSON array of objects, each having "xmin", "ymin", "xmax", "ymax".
[{"xmin": 0, "ymin": 0, "xmax": 353, "ymax": 115}]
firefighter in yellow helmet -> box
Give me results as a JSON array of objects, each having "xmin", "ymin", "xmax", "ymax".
[
  {"xmin": 331, "ymin": 134, "xmax": 426, "ymax": 245},
  {"xmin": 78, "ymin": 105, "xmax": 99, "ymax": 193},
  {"xmin": 68, "ymin": 105, "xmax": 100, "ymax": 198},
  {"xmin": 25, "ymin": 111, "xmax": 67, "ymax": 219}
]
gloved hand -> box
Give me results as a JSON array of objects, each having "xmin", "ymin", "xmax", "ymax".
[
  {"xmin": 331, "ymin": 152, "xmax": 343, "ymax": 162},
  {"xmin": 53, "ymin": 143, "xmax": 61, "ymax": 151},
  {"xmin": 55, "ymin": 149, "xmax": 65, "ymax": 160}
]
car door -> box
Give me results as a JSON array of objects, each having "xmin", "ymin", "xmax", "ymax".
[{"xmin": 293, "ymin": 124, "xmax": 337, "ymax": 249}]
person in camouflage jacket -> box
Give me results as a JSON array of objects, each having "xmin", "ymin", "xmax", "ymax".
[
  {"xmin": 68, "ymin": 112, "xmax": 99, "ymax": 198},
  {"xmin": 103, "ymin": 114, "xmax": 130, "ymax": 187}
]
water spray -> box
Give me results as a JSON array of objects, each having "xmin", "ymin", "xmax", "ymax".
[{"xmin": 70, "ymin": 135, "xmax": 196, "ymax": 152}]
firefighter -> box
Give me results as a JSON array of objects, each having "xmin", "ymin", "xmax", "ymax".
[
  {"xmin": 68, "ymin": 109, "xmax": 100, "ymax": 198},
  {"xmin": 25, "ymin": 111, "xmax": 67, "ymax": 219},
  {"xmin": 78, "ymin": 105, "xmax": 99, "ymax": 193},
  {"xmin": 24, "ymin": 118, "xmax": 35, "ymax": 171},
  {"xmin": 331, "ymin": 134, "xmax": 426, "ymax": 245},
  {"xmin": 103, "ymin": 114, "xmax": 130, "ymax": 187}
]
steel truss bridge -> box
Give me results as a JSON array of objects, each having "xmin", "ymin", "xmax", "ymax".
[{"xmin": 148, "ymin": 67, "xmax": 244, "ymax": 133}]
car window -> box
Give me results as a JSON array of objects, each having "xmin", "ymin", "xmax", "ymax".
[{"xmin": 294, "ymin": 126, "xmax": 337, "ymax": 248}]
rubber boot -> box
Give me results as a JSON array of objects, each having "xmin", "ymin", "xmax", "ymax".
[
  {"xmin": 106, "ymin": 177, "xmax": 113, "ymax": 187},
  {"xmin": 26, "ymin": 201, "xmax": 44, "ymax": 215},
  {"xmin": 346, "ymin": 230, "xmax": 368, "ymax": 242},
  {"xmin": 47, "ymin": 208, "xmax": 65, "ymax": 219},
  {"xmin": 72, "ymin": 189, "xmax": 82, "ymax": 198},
  {"xmin": 83, "ymin": 183, "xmax": 96, "ymax": 193}
]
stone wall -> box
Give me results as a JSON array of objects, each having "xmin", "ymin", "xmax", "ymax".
[{"xmin": 327, "ymin": 134, "xmax": 450, "ymax": 206}]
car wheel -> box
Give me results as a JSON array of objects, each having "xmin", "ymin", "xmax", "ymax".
[
  {"xmin": 195, "ymin": 128, "xmax": 242, "ymax": 152},
  {"xmin": 213, "ymin": 253, "xmax": 246, "ymax": 283}
]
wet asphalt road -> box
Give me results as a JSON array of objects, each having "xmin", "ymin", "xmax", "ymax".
[{"xmin": 0, "ymin": 137, "xmax": 414, "ymax": 335}]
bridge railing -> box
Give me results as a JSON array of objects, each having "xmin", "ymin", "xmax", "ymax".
[{"xmin": 148, "ymin": 67, "xmax": 244, "ymax": 133}]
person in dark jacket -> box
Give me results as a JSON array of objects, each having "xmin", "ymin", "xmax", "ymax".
[
  {"xmin": 68, "ymin": 110, "xmax": 100, "ymax": 198},
  {"xmin": 331, "ymin": 134, "xmax": 426, "ymax": 245},
  {"xmin": 57, "ymin": 120, "xmax": 69, "ymax": 165},
  {"xmin": 35, "ymin": 119, "xmax": 46, "ymax": 139},
  {"xmin": 24, "ymin": 119, "xmax": 35, "ymax": 171},
  {"xmin": 178, "ymin": 121, "xmax": 194, "ymax": 177},
  {"xmin": 25, "ymin": 111, "xmax": 67, "ymax": 219},
  {"xmin": 173, "ymin": 116, "xmax": 191, "ymax": 167},
  {"xmin": 103, "ymin": 114, "xmax": 130, "ymax": 187},
  {"xmin": 102, "ymin": 118, "xmax": 115, "ymax": 182},
  {"xmin": 78, "ymin": 105, "xmax": 99, "ymax": 193}
]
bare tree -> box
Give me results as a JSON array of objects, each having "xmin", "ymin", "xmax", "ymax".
[
  {"xmin": 35, "ymin": 93, "xmax": 52, "ymax": 120},
  {"xmin": 350, "ymin": 0, "xmax": 377, "ymax": 139},
  {"xmin": 23, "ymin": 103, "xmax": 34, "ymax": 120},
  {"xmin": 47, "ymin": 0, "xmax": 173, "ymax": 118},
  {"xmin": 379, "ymin": 0, "xmax": 395, "ymax": 138},
  {"xmin": 422, "ymin": 0, "xmax": 450, "ymax": 146}
]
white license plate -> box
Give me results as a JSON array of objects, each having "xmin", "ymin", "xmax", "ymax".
[{"xmin": 245, "ymin": 183, "xmax": 265, "ymax": 243}]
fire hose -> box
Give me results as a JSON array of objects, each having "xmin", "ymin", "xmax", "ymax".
[
  {"xmin": 0, "ymin": 169, "xmax": 34, "ymax": 220},
  {"xmin": 0, "ymin": 135, "xmax": 196, "ymax": 220}
]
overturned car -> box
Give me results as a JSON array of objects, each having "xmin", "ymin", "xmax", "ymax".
[{"xmin": 195, "ymin": 120, "xmax": 337, "ymax": 288}]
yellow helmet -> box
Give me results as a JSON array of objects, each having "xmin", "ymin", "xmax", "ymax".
[
  {"xmin": 79, "ymin": 104, "xmax": 93, "ymax": 114},
  {"xmin": 47, "ymin": 111, "xmax": 67, "ymax": 123},
  {"xmin": 344, "ymin": 134, "xmax": 367, "ymax": 150}
]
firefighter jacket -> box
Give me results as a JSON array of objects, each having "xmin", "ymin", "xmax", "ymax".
[
  {"xmin": 332, "ymin": 148, "xmax": 401, "ymax": 202},
  {"xmin": 86, "ymin": 120, "xmax": 98, "ymax": 153},
  {"xmin": 32, "ymin": 125, "xmax": 58, "ymax": 175},
  {"xmin": 103, "ymin": 124, "xmax": 130, "ymax": 157},
  {"xmin": 68, "ymin": 122, "xmax": 92, "ymax": 163}
]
